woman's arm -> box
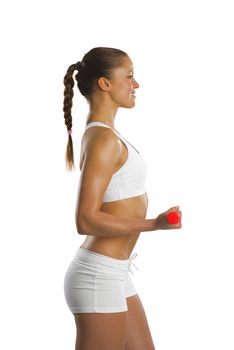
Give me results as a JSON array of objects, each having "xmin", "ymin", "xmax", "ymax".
[{"xmin": 77, "ymin": 209, "xmax": 157, "ymax": 236}]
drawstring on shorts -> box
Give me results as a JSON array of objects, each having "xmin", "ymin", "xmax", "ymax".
[{"xmin": 128, "ymin": 253, "xmax": 139, "ymax": 275}]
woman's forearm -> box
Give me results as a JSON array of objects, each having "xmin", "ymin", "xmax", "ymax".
[{"xmin": 77, "ymin": 211, "xmax": 157, "ymax": 236}]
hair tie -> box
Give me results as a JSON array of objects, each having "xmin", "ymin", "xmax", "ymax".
[
  {"xmin": 67, "ymin": 129, "xmax": 72, "ymax": 135},
  {"xmin": 75, "ymin": 61, "xmax": 82, "ymax": 71}
]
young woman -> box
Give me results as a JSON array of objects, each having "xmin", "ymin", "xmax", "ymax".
[{"xmin": 63, "ymin": 47, "xmax": 182, "ymax": 350}]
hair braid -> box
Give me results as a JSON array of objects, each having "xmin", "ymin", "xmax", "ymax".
[{"xmin": 63, "ymin": 64, "xmax": 76, "ymax": 171}]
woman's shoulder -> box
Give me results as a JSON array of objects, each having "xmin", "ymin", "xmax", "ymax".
[
  {"xmin": 83, "ymin": 125, "xmax": 119, "ymax": 148},
  {"xmin": 79, "ymin": 126, "xmax": 121, "ymax": 171}
]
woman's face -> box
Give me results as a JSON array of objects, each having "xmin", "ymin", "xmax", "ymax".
[{"xmin": 108, "ymin": 56, "xmax": 139, "ymax": 108}]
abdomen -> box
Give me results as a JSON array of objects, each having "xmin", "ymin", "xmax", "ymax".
[{"xmin": 80, "ymin": 193, "xmax": 148, "ymax": 259}]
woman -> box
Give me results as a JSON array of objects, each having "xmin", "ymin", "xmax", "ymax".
[{"xmin": 63, "ymin": 47, "xmax": 182, "ymax": 350}]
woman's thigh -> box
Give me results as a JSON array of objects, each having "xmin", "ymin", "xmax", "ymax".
[
  {"xmin": 125, "ymin": 294, "xmax": 155, "ymax": 350},
  {"xmin": 74, "ymin": 311, "xmax": 128, "ymax": 350}
]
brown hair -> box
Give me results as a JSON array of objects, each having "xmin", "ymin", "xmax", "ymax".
[{"xmin": 63, "ymin": 47, "xmax": 128, "ymax": 171}]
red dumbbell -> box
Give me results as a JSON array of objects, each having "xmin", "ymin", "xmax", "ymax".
[{"xmin": 166, "ymin": 211, "xmax": 180, "ymax": 224}]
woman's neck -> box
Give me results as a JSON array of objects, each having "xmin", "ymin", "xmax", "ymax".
[{"xmin": 87, "ymin": 96, "xmax": 118, "ymax": 128}]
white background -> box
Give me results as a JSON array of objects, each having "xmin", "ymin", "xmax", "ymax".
[{"xmin": 0, "ymin": 0, "xmax": 234, "ymax": 349}]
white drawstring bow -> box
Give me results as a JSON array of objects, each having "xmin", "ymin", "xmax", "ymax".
[{"xmin": 128, "ymin": 253, "xmax": 139, "ymax": 275}]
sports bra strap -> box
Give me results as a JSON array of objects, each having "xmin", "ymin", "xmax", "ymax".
[
  {"xmin": 84, "ymin": 121, "xmax": 139, "ymax": 153},
  {"xmin": 85, "ymin": 121, "xmax": 113, "ymax": 131}
]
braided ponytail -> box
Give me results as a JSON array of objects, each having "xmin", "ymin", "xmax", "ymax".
[{"xmin": 63, "ymin": 64, "xmax": 76, "ymax": 171}]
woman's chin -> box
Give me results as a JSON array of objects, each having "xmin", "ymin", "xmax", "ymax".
[
  {"xmin": 118, "ymin": 97, "xmax": 136, "ymax": 109},
  {"xmin": 126, "ymin": 99, "xmax": 136, "ymax": 109}
]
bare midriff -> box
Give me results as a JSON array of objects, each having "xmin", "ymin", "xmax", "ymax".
[{"xmin": 80, "ymin": 193, "xmax": 148, "ymax": 260}]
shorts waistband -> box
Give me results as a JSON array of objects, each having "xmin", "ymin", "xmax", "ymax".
[
  {"xmin": 79, "ymin": 247, "xmax": 129, "ymax": 265},
  {"xmin": 74, "ymin": 248, "xmax": 139, "ymax": 274}
]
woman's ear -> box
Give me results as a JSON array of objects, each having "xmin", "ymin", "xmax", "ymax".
[{"xmin": 97, "ymin": 77, "xmax": 112, "ymax": 92}]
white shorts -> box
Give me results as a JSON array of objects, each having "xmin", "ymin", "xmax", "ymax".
[{"xmin": 64, "ymin": 248, "xmax": 138, "ymax": 313}]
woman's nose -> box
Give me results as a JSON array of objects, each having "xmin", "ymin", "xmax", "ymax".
[{"xmin": 133, "ymin": 79, "xmax": 139, "ymax": 89}]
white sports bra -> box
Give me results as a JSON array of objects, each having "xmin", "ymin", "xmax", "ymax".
[{"xmin": 84, "ymin": 121, "xmax": 147, "ymax": 203}]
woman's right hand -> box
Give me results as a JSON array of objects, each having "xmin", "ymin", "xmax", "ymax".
[{"xmin": 154, "ymin": 206, "xmax": 182, "ymax": 230}]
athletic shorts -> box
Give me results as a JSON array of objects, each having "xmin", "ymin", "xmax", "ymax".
[{"xmin": 63, "ymin": 247, "xmax": 138, "ymax": 313}]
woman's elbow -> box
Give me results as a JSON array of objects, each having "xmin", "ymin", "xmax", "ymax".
[
  {"xmin": 76, "ymin": 215, "xmax": 92, "ymax": 235},
  {"xmin": 76, "ymin": 216, "xmax": 87, "ymax": 235}
]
